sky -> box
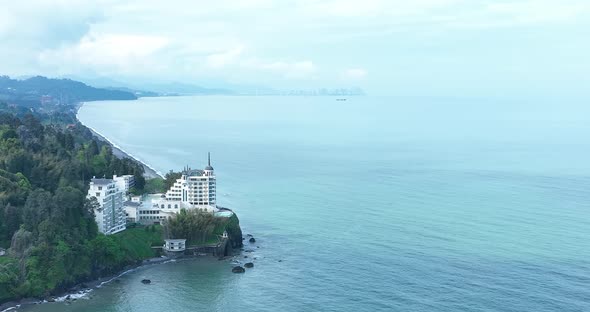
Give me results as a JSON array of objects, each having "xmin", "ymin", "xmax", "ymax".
[{"xmin": 0, "ymin": 0, "xmax": 589, "ymax": 96}]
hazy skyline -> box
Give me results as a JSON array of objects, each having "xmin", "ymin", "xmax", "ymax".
[{"xmin": 1, "ymin": 0, "xmax": 589, "ymax": 96}]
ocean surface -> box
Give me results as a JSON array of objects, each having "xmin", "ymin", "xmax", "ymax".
[{"xmin": 24, "ymin": 96, "xmax": 590, "ymax": 312}]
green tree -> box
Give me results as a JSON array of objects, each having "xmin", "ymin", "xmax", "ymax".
[
  {"xmin": 52, "ymin": 187, "xmax": 84, "ymax": 228},
  {"xmin": 163, "ymin": 209, "xmax": 224, "ymax": 245},
  {"xmin": 23, "ymin": 190, "xmax": 54, "ymax": 233},
  {"xmin": 164, "ymin": 171, "xmax": 182, "ymax": 190},
  {"xmin": 88, "ymin": 140, "xmax": 99, "ymax": 157},
  {"xmin": 3, "ymin": 204, "xmax": 21, "ymax": 240},
  {"xmin": 10, "ymin": 228, "xmax": 34, "ymax": 258}
]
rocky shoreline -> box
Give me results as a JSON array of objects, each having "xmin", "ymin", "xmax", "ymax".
[
  {"xmin": 0, "ymin": 256, "xmax": 174, "ymax": 312},
  {"xmin": 0, "ymin": 232, "xmax": 257, "ymax": 311},
  {"xmin": 0, "ymin": 245, "xmax": 258, "ymax": 312}
]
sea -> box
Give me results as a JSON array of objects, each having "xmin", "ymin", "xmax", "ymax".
[{"xmin": 20, "ymin": 96, "xmax": 590, "ymax": 312}]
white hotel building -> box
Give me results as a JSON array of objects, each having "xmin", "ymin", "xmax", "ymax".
[
  {"xmin": 113, "ymin": 174, "xmax": 135, "ymax": 193},
  {"xmin": 87, "ymin": 177, "xmax": 126, "ymax": 234},
  {"xmin": 140, "ymin": 154, "xmax": 217, "ymax": 224}
]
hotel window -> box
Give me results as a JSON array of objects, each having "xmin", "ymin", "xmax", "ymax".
[
  {"xmin": 98, "ymin": 186, "xmax": 102, "ymax": 190},
  {"xmin": 96, "ymin": 192, "xmax": 100, "ymax": 197}
]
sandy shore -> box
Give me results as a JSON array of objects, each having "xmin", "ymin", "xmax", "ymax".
[
  {"xmin": 75, "ymin": 102, "xmax": 163, "ymax": 179},
  {"xmin": 86, "ymin": 127, "xmax": 163, "ymax": 179}
]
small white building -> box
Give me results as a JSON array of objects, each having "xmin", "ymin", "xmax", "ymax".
[
  {"xmin": 164, "ymin": 239, "xmax": 186, "ymax": 252},
  {"xmin": 113, "ymin": 175, "xmax": 135, "ymax": 193},
  {"xmin": 0, "ymin": 248, "xmax": 6, "ymax": 256},
  {"xmin": 123, "ymin": 201, "xmax": 141, "ymax": 223},
  {"xmin": 87, "ymin": 178, "xmax": 126, "ymax": 235},
  {"xmin": 131, "ymin": 195, "xmax": 142, "ymax": 203}
]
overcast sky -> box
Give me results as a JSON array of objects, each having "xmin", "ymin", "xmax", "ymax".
[{"xmin": 1, "ymin": 0, "xmax": 589, "ymax": 96}]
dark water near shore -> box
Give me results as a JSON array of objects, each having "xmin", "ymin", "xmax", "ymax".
[{"xmin": 23, "ymin": 96, "xmax": 590, "ymax": 312}]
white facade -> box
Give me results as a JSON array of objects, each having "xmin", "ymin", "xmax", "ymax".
[
  {"xmin": 113, "ymin": 175, "xmax": 135, "ymax": 193},
  {"xmin": 88, "ymin": 178, "xmax": 126, "ymax": 235},
  {"xmin": 140, "ymin": 154, "xmax": 217, "ymax": 225},
  {"xmin": 164, "ymin": 239, "xmax": 186, "ymax": 252},
  {"xmin": 124, "ymin": 201, "xmax": 140, "ymax": 223}
]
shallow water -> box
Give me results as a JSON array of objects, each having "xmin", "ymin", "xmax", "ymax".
[{"xmin": 23, "ymin": 96, "xmax": 590, "ymax": 312}]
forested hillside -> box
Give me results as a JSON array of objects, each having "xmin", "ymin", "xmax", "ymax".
[
  {"xmin": 0, "ymin": 109, "xmax": 152, "ymax": 302},
  {"xmin": 0, "ymin": 76, "xmax": 136, "ymax": 107}
]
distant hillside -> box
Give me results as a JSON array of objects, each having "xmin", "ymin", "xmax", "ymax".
[
  {"xmin": 104, "ymin": 86, "xmax": 160, "ymax": 97},
  {"xmin": 0, "ymin": 75, "xmax": 137, "ymax": 107},
  {"xmin": 63, "ymin": 76, "xmax": 234, "ymax": 96},
  {"xmin": 138, "ymin": 82, "xmax": 234, "ymax": 95}
]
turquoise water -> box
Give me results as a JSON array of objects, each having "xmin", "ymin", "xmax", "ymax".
[{"xmin": 25, "ymin": 96, "xmax": 590, "ymax": 311}]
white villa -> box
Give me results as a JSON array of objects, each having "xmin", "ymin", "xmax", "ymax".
[
  {"xmin": 139, "ymin": 153, "xmax": 218, "ymax": 225},
  {"xmin": 87, "ymin": 177, "xmax": 126, "ymax": 235}
]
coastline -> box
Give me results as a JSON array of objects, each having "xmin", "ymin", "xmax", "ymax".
[
  {"xmin": 0, "ymin": 256, "xmax": 175, "ymax": 312},
  {"xmin": 75, "ymin": 102, "xmax": 164, "ymax": 179},
  {"xmin": 1, "ymin": 100, "xmax": 248, "ymax": 312},
  {"xmin": 0, "ymin": 251, "xmax": 245, "ymax": 312}
]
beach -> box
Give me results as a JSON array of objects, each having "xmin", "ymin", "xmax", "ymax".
[{"xmin": 75, "ymin": 102, "xmax": 163, "ymax": 179}]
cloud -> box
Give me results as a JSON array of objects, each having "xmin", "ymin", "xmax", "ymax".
[
  {"xmin": 342, "ymin": 68, "xmax": 368, "ymax": 80},
  {"xmin": 1, "ymin": 0, "xmax": 590, "ymax": 94},
  {"xmin": 301, "ymin": 0, "xmax": 462, "ymax": 18},
  {"xmin": 206, "ymin": 46, "xmax": 245, "ymax": 68},
  {"xmin": 241, "ymin": 59, "xmax": 317, "ymax": 79},
  {"xmin": 0, "ymin": 1, "xmax": 107, "ymax": 46},
  {"xmin": 38, "ymin": 33, "xmax": 170, "ymax": 75}
]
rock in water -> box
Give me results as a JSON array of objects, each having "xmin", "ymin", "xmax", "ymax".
[
  {"xmin": 249, "ymin": 237, "xmax": 256, "ymax": 243},
  {"xmin": 232, "ymin": 266, "xmax": 245, "ymax": 273},
  {"xmin": 244, "ymin": 262, "xmax": 254, "ymax": 268},
  {"xmin": 141, "ymin": 279, "xmax": 151, "ymax": 284}
]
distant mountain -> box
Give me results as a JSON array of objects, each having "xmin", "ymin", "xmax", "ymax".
[
  {"xmin": 103, "ymin": 86, "xmax": 160, "ymax": 97},
  {"xmin": 62, "ymin": 75, "xmax": 159, "ymax": 97},
  {"xmin": 0, "ymin": 75, "xmax": 136, "ymax": 107},
  {"xmin": 136, "ymin": 82, "xmax": 234, "ymax": 95},
  {"xmin": 65, "ymin": 75, "xmax": 234, "ymax": 96},
  {"xmin": 60, "ymin": 75, "xmax": 366, "ymax": 97}
]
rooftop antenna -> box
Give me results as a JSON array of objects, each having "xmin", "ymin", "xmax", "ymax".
[{"xmin": 208, "ymin": 152, "xmax": 211, "ymax": 167}]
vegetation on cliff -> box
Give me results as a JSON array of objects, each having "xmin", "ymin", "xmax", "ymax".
[
  {"xmin": 0, "ymin": 89, "xmax": 244, "ymax": 303},
  {"xmin": 163, "ymin": 209, "xmax": 243, "ymax": 247},
  {"xmin": 0, "ymin": 108, "xmax": 152, "ymax": 302}
]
